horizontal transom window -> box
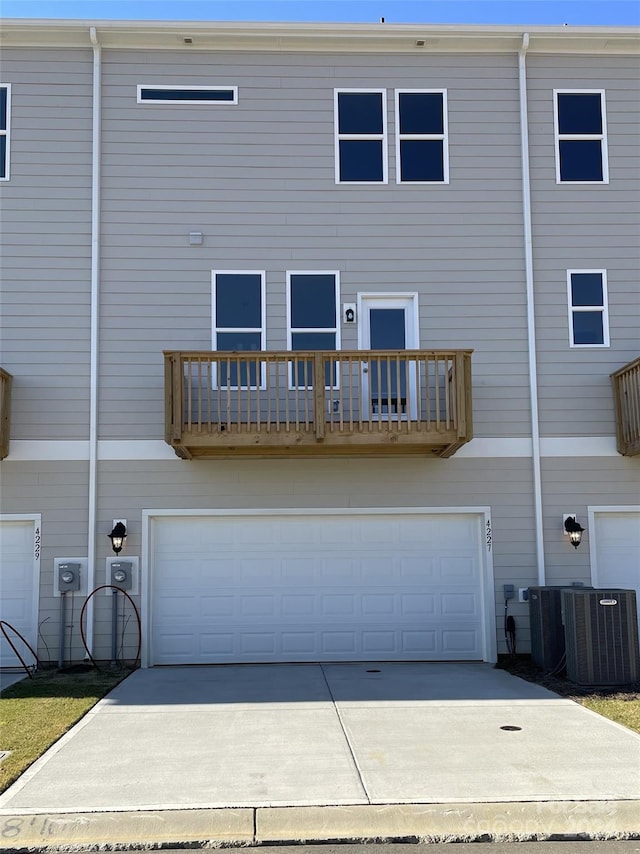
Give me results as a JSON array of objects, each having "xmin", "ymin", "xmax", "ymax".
[{"xmin": 137, "ymin": 85, "xmax": 238, "ymax": 104}]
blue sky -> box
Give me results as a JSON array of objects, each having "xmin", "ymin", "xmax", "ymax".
[{"xmin": 1, "ymin": 0, "xmax": 639, "ymax": 26}]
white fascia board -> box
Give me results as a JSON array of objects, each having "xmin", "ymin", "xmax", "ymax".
[{"xmin": 0, "ymin": 20, "xmax": 637, "ymax": 53}]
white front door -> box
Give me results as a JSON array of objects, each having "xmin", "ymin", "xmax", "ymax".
[
  {"xmin": 591, "ymin": 510, "xmax": 640, "ymax": 636},
  {"xmin": 0, "ymin": 518, "xmax": 40, "ymax": 668},
  {"xmin": 358, "ymin": 295, "xmax": 419, "ymax": 419}
]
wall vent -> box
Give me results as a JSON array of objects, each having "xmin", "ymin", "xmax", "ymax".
[{"xmin": 562, "ymin": 589, "xmax": 640, "ymax": 686}]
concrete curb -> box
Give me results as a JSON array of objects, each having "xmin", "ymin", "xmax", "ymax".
[{"xmin": 1, "ymin": 801, "xmax": 639, "ymax": 850}]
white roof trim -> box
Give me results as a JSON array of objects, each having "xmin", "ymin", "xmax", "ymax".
[{"xmin": 0, "ymin": 19, "xmax": 638, "ymax": 54}]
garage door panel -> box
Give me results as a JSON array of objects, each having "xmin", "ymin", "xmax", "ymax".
[
  {"xmin": 282, "ymin": 632, "xmax": 316, "ymax": 654},
  {"xmin": 400, "ymin": 556, "xmax": 434, "ymax": 580},
  {"xmin": 282, "ymin": 594, "xmax": 315, "ymax": 616},
  {"xmin": 443, "ymin": 629, "xmax": 480, "ymax": 653},
  {"xmin": 440, "ymin": 555, "xmax": 478, "ymax": 579},
  {"xmin": 150, "ymin": 513, "xmax": 485, "ymax": 664},
  {"xmin": 441, "ymin": 593, "xmax": 478, "ymax": 616},
  {"xmin": 362, "ymin": 594, "xmax": 395, "ymax": 616},
  {"xmin": 401, "ymin": 593, "xmax": 435, "ymax": 616},
  {"xmin": 403, "ymin": 631, "xmax": 437, "ymax": 653}
]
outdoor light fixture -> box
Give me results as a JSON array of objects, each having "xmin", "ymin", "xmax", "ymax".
[
  {"xmin": 563, "ymin": 515, "xmax": 584, "ymax": 549},
  {"xmin": 108, "ymin": 521, "xmax": 127, "ymax": 555}
]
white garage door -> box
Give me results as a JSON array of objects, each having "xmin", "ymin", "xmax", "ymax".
[
  {"xmin": 150, "ymin": 512, "xmax": 487, "ymax": 665},
  {"xmin": 0, "ymin": 519, "xmax": 39, "ymax": 669},
  {"xmin": 593, "ymin": 510, "xmax": 640, "ymax": 634}
]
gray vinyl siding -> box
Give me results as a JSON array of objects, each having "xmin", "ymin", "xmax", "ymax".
[
  {"xmin": 5, "ymin": 449, "xmax": 637, "ymax": 662},
  {"xmin": 0, "ymin": 48, "xmax": 93, "ymax": 440},
  {"xmin": 3, "ymin": 455, "xmax": 536, "ymax": 660},
  {"xmin": 541, "ymin": 456, "xmax": 640, "ymax": 586},
  {"xmin": 527, "ymin": 54, "xmax": 640, "ymax": 437},
  {"xmin": 98, "ymin": 50, "xmax": 530, "ymax": 440}
]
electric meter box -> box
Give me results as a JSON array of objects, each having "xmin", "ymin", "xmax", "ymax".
[
  {"xmin": 57, "ymin": 562, "xmax": 81, "ymax": 593},
  {"xmin": 109, "ymin": 561, "xmax": 133, "ymax": 590}
]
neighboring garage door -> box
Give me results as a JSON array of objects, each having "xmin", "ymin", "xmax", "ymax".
[
  {"xmin": 0, "ymin": 518, "xmax": 39, "ymax": 669},
  {"xmin": 149, "ymin": 511, "xmax": 487, "ymax": 665},
  {"xmin": 592, "ymin": 510, "xmax": 640, "ymax": 635}
]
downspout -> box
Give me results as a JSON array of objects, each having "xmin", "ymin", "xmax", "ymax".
[
  {"xmin": 86, "ymin": 26, "xmax": 101, "ymax": 653},
  {"xmin": 518, "ymin": 33, "xmax": 545, "ymax": 586}
]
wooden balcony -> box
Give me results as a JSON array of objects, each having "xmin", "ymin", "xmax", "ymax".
[
  {"xmin": 164, "ymin": 349, "xmax": 473, "ymax": 459},
  {"xmin": 0, "ymin": 368, "xmax": 12, "ymax": 460},
  {"xmin": 611, "ymin": 357, "xmax": 640, "ymax": 456}
]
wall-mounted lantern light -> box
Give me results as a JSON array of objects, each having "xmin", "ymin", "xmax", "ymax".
[
  {"xmin": 563, "ymin": 515, "xmax": 584, "ymax": 549},
  {"xmin": 108, "ymin": 521, "xmax": 127, "ymax": 555}
]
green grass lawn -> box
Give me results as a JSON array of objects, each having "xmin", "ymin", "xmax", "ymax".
[
  {"xmin": 580, "ymin": 696, "xmax": 640, "ymax": 734},
  {"xmin": 0, "ymin": 666, "xmax": 133, "ymax": 792}
]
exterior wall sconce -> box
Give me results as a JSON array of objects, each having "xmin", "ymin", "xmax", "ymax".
[
  {"xmin": 108, "ymin": 521, "xmax": 127, "ymax": 555},
  {"xmin": 563, "ymin": 514, "xmax": 584, "ymax": 549},
  {"xmin": 343, "ymin": 303, "xmax": 356, "ymax": 323}
]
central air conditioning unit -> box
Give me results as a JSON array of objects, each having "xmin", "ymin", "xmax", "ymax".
[
  {"xmin": 561, "ymin": 588, "xmax": 640, "ymax": 686},
  {"xmin": 528, "ymin": 585, "xmax": 590, "ymax": 672}
]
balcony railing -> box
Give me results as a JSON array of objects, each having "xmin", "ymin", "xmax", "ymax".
[
  {"xmin": 0, "ymin": 368, "xmax": 12, "ymax": 460},
  {"xmin": 164, "ymin": 349, "xmax": 472, "ymax": 459},
  {"xmin": 611, "ymin": 357, "xmax": 640, "ymax": 456}
]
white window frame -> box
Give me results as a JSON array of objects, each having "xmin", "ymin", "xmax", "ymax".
[
  {"xmin": 212, "ymin": 270, "xmax": 266, "ymax": 389},
  {"xmin": 394, "ymin": 89, "xmax": 449, "ymax": 185},
  {"xmin": 567, "ymin": 269, "xmax": 610, "ymax": 348},
  {"xmin": 286, "ymin": 271, "xmax": 341, "ymax": 390},
  {"xmin": 0, "ymin": 84, "xmax": 11, "ymax": 182},
  {"xmin": 334, "ymin": 88, "xmax": 388, "ymax": 185},
  {"xmin": 137, "ymin": 85, "xmax": 238, "ymax": 105},
  {"xmin": 553, "ymin": 89, "xmax": 609, "ymax": 185}
]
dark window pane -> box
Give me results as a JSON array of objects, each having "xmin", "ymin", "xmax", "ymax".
[
  {"xmin": 370, "ymin": 357, "xmax": 408, "ymax": 408},
  {"xmin": 339, "ymin": 140, "xmax": 383, "ymax": 182},
  {"xmin": 291, "ymin": 332, "xmax": 336, "ymax": 351},
  {"xmin": 291, "ymin": 332, "xmax": 337, "ymax": 387},
  {"xmin": 573, "ymin": 312, "xmax": 604, "ymax": 345},
  {"xmin": 338, "ymin": 92, "xmax": 383, "ymax": 134},
  {"xmin": 559, "ymin": 140, "xmax": 603, "ymax": 181},
  {"xmin": 290, "ymin": 275, "xmax": 336, "ymax": 328},
  {"xmin": 369, "ymin": 308, "xmax": 406, "ymax": 350},
  {"xmin": 216, "ymin": 331, "xmax": 262, "ymax": 352},
  {"xmin": 571, "ymin": 273, "xmax": 603, "ymax": 307},
  {"xmin": 216, "ymin": 274, "xmax": 261, "ymax": 328},
  {"xmin": 0, "ymin": 137, "xmax": 5, "ymax": 179},
  {"xmin": 0, "ymin": 88, "xmax": 6, "ymax": 130},
  {"xmin": 399, "ymin": 92, "xmax": 443, "ymax": 134},
  {"xmin": 216, "ymin": 332, "xmax": 262, "ymax": 387},
  {"xmin": 557, "ymin": 93, "xmax": 602, "ymax": 135},
  {"xmin": 141, "ymin": 88, "xmax": 235, "ymax": 102},
  {"xmin": 400, "ymin": 140, "xmax": 444, "ymax": 182}
]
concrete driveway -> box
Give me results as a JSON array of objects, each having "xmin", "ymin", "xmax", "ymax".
[{"xmin": 2, "ymin": 661, "xmax": 639, "ymax": 816}]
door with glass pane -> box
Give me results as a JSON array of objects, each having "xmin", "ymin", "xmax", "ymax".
[{"xmin": 359, "ymin": 295, "xmax": 418, "ymax": 419}]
